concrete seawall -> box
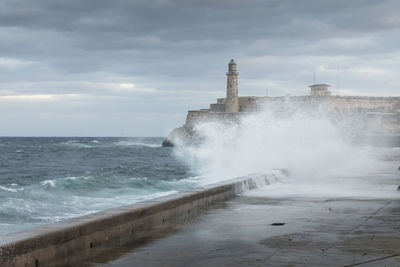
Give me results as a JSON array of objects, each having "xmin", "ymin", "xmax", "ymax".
[{"xmin": 0, "ymin": 171, "xmax": 282, "ymax": 267}]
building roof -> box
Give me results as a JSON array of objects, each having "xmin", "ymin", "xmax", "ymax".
[
  {"xmin": 229, "ymin": 59, "xmax": 236, "ymax": 64},
  {"xmin": 309, "ymin": 84, "xmax": 330, "ymax": 88}
]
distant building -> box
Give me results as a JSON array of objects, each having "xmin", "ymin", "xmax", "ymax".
[{"xmin": 309, "ymin": 84, "xmax": 331, "ymax": 96}]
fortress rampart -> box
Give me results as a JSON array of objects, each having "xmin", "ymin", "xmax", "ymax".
[{"xmin": 185, "ymin": 110, "xmax": 240, "ymax": 127}]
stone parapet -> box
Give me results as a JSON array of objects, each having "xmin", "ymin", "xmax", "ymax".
[{"xmin": 210, "ymin": 103, "xmax": 226, "ymax": 112}]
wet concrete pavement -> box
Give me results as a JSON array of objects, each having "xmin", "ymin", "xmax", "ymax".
[{"xmin": 87, "ymin": 191, "xmax": 400, "ymax": 266}]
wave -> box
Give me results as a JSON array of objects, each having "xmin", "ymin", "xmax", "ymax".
[
  {"xmin": 103, "ymin": 190, "xmax": 179, "ymax": 203},
  {"xmin": 59, "ymin": 141, "xmax": 94, "ymax": 148},
  {"xmin": 41, "ymin": 180, "xmax": 56, "ymax": 187},
  {"xmin": 0, "ymin": 185, "xmax": 18, "ymax": 192},
  {"xmin": 0, "ymin": 170, "xmax": 283, "ymax": 236},
  {"xmin": 36, "ymin": 175, "xmax": 188, "ymax": 193},
  {"xmin": 65, "ymin": 176, "xmax": 92, "ymax": 181},
  {"xmin": 113, "ymin": 141, "xmax": 161, "ymax": 148},
  {"xmin": 58, "ymin": 140, "xmax": 161, "ymax": 148},
  {"xmin": 129, "ymin": 177, "xmax": 149, "ymax": 181},
  {"xmin": 39, "ymin": 176, "xmax": 93, "ymax": 189}
]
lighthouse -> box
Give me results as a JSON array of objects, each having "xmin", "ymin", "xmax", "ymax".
[{"xmin": 226, "ymin": 59, "xmax": 239, "ymax": 113}]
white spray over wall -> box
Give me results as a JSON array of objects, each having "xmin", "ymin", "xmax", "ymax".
[{"xmin": 174, "ymin": 102, "xmax": 398, "ymax": 199}]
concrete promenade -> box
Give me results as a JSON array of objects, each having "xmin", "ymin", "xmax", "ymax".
[{"xmin": 89, "ymin": 183, "xmax": 400, "ymax": 266}]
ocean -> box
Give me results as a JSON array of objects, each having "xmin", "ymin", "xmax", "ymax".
[
  {"xmin": 0, "ymin": 137, "xmax": 197, "ymax": 236},
  {"xmin": 1, "ymin": 117, "xmax": 400, "ymax": 237}
]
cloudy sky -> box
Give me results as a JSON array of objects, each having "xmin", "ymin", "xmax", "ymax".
[{"xmin": 1, "ymin": 0, "xmax": 399, "ymax": 136}]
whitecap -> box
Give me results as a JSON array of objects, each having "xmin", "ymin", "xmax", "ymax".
[
  {"xmin": 41, "ymin": 180, "xmax": 56, "ymax": 187},
  {"xmin": 64, "ymin": 176, "xmax": 92, "ymax": 181},
  {"xmin": 0, "ymin": 185, "xmax": 18, "ymax": 192},
  {"xmin": 66, "ymin": 143, "xmax": 92, "ymax": 148},
  {"xmin": 177, "ymin": 175, "xmax": 203, "ymax": 182},
  {"xmin": 142, "ymin": 190, "xmax": 178, "ymax": 200},
  {"xmin": 58, "ymin": 140, "xmax": 94, "ymax": 148},
  {"xmin": 114, "ymin": 141, "xmax": 161, "ymax": 148},
  {"xmin": 129, "ymin": 177, "xmax": 148, "ymax": 180},
  {"xmin": 105, "ymin": 190, "xmax": 179, "ymax": 203}
]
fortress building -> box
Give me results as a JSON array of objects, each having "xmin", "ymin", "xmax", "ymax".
[{"xmin": 163, "ymin": 60, "xmax": 400, "ymax": 146}]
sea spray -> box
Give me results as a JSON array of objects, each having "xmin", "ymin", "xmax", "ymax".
[{"xmin": 174, "ymin": 102, "xmax": 384, "ymax": 186}]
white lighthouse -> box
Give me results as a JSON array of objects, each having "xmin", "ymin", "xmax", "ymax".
[{"xmin": 226, "ymin": 59, "xmax": 239, "ymax": 113}]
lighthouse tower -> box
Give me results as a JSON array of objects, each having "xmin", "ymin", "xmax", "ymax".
[{"xmin": 226, "ymin": 59, "xmax": 239, "ymax": 113}]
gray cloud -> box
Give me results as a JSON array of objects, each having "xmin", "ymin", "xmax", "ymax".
[{"xmin": 0, "ymin": 0, "xmax": 399, "ymax": 136}]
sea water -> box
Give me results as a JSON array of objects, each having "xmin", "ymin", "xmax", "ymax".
[{"xmin": 0, "ymin": 137, "xmax": 198, "ymax": 235}]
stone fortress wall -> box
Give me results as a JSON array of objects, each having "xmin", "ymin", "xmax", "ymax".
[{"xmin": 188, "ymin": 60, "xmax": 399, "ymax": 129}]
